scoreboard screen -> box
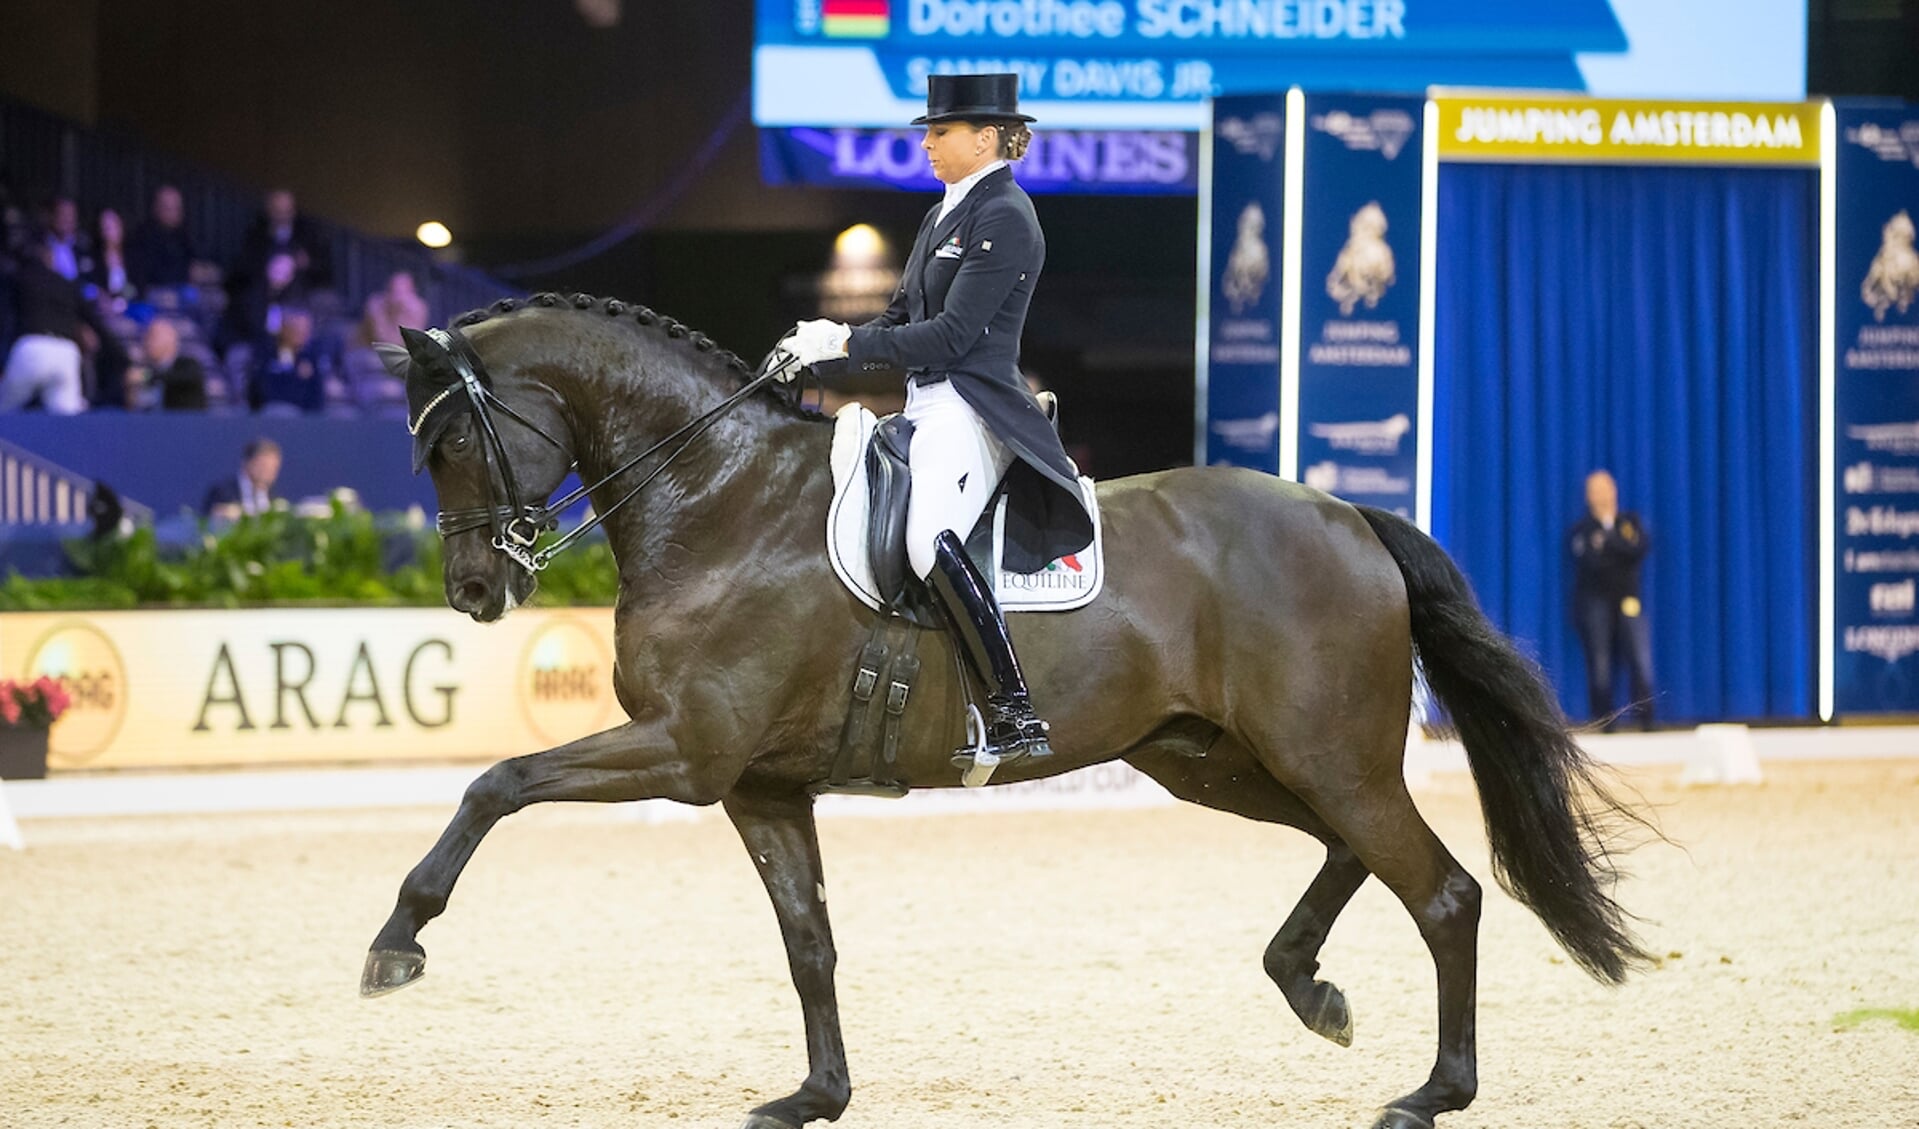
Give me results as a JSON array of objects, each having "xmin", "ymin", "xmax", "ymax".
[{"xmin": 753, "ymin": 0, "xmax": 1808, "ymax": 130}]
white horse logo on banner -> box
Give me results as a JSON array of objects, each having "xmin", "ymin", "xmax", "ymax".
[
  {"xmin": 1327, "ymin": 201, "xmax": 1397, "ymax": 316},
  {"xmin": 1222, "ymin": 202, "xmax": 1270, "ymax": 315},
  {"xmin": 1863, "ymin": 209, "xmax": 1919, "ymax": 322}
]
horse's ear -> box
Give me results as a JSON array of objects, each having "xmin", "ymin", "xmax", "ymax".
[
  {"xmin": 399, "ymin": 326, "xmax": 437, "ymax": 357},
  {"xmin": 374, "ymin": 342, "xmax": 411, "ymax": 380}
]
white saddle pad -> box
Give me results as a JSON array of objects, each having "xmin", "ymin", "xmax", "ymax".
[{"xmin": 826, "ymin": 403, "xmax": 1104, "ymax": 614}]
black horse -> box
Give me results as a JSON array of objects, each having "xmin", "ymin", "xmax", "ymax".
[{"xmin": 363, "ymin": 294, "xmax": 1650, "ymax": 1129}]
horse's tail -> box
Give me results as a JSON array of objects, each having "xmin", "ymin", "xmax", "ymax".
[{"xmin": 1355, "ymin": 505, "xmax": 1653, "ymax": 985}]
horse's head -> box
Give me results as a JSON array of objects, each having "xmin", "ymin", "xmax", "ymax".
[{"xmin": 382, "ymin": 321, "xmax": 575, "ymax": 622}]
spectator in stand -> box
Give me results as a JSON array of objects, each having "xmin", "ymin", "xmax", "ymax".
[
  {"xmin": 218, "ymin": 250, "xmax": 306, "ymax": 359},
  {"xmin": 345, "ymin": 270, "xmax": 428, "ymax": 412},
  {"xmin": 128, "ymin": 184, "xmax": 212, "ymax": 291},
  {"xmin": 252, "ymin": 308, "xmax": 327, "ymax": 414},
  {"xmin": 82, "ymin": 207, "xmax": 139, "ymax": 310},
  {"xmin": 130, "ymin": 318, "xmax": 207, "ymax": 411},
  {"xmin": 40, "ymin": 196, "xmax": 90, "ymax": 282},
  {"xmin": 233, "ymin": 188, "xmax": 331, "ymax": 294},
  {"xmin": 359, "ymin": 270, "xmax": 428, "ymax": 347},
  {"xmin": 0, "ymin": 242, "xmax": 100, "ymax": 414},
  {"xmin": 203, "ymin": 437, "xmax": 283, "ymax": 519}
]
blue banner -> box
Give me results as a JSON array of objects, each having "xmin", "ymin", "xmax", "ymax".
[
  {"xmin": 1202, "ymin": 94, "xmax": 1286, "ymax": 471},
  {"xmin": 759, "ymin": 126, "xmax": 1197, "ymax": 193},
  {"xmin": 1293, "ymin": 92, "xmax": 1423, "ymax": 518},
  {"xmin": 755, "ymin": 0, "xmax": 1807, "ymax": 130},
  {"xmin": 774, "ymin": 0, "xmax": 1627, "ymax": 54},
  {"xmin": 1833, "ymin": 102, "xmax": 1919, "ymax": 716}
]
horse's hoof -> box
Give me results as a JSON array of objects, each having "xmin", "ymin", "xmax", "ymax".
[
  {"xmin": 1306, "ymin": 980, "xmax": 1354, "ymax": 1047},
  {"xmin": 360, "ymin": 948, "xmax": 426, "ymax": 997},
  {"xmin": 1370, "ymin": 1106, "xmax": 1436, "ymax": 1129},
  {"xmin": 738, "ymin": 1115, "xmax": 800, "ymax": 1129}
]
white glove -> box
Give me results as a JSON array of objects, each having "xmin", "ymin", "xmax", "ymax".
[{"xmin": 775, "ymin": 319, "xmax": 851, "ymax": 372}]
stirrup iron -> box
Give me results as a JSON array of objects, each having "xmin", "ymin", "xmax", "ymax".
[{"xmin": 957, "ymin": 704, "xmax": 999, "ymax": 787}]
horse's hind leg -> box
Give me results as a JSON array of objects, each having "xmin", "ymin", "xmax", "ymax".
[
  {"xmin": 1261, "ymin": 750, "xmax": 1481, "ymax": 1129},
  {"xmin": 362, "ymin": 722, "xmax": 720, "ymax": 997},
  {"xmin": 1128, "ymin": 741, "xmax": 1369, "ymax": 1046}
]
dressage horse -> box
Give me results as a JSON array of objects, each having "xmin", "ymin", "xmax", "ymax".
[{"xmin": 363, "ymin": 294, "xmax": 1650, "ymax": 1129}]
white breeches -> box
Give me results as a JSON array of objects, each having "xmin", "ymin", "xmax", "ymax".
[
  {"xmin": 904, "ymin": 379, "xmax": 1014, "ymax": 580},
  {"xmin": 0, "ymin": 335, "xmax": 86, "ymax": 415}
]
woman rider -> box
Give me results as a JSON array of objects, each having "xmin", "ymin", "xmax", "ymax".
[{"xmin": 774, "ymin": 73, "xmax": 1094, "ymax": 765}]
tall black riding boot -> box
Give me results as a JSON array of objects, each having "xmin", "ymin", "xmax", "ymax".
[{"xmin": 926, "ymin": 530, "xmax": 1053, "ymax": 762}]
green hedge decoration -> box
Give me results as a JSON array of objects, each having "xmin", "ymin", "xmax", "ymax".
[{"xmin": 0, "ymin": 505, "xmax": 619, "ymax": 611}]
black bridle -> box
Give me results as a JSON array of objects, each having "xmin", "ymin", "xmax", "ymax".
[{"xmin": 421, "ymin": 326, "xmax": 789, "ymax": 573}]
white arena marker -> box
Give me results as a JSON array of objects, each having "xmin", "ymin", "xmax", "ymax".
[
  {"xmin": 0, "ymin": 779, "xmax": 25, "ymax": 850},
  {"xmin": 1683, "ymin": 724, "xmax": 1765, "ymax": 786}
]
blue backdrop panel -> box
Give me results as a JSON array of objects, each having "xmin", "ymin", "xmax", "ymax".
[
  {"xmin": 1432, "ymin": 162, "xmax": 1818, "ymax": 723},
  {"xmin": 1295, "ymin": 92, "xmax": 1425, "ymax": 517},
  {"xmin": 1204, "ymin": 94, "xmax": 1288, "ymax": 471},
  {"xmin": 1831, "ymin": 101, "xmax": 1919, "ymax": 715},
  {"xmin": 0, "ymin": 415, "xmax": 435, "ymax": 520}
]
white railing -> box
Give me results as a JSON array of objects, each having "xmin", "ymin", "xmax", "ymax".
[{"xmin": 0, "ymin": 439, "xmax": 153, "ymax": 527}]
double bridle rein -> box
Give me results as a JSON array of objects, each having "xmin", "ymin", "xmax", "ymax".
[{"xmin": 420, "ymin": 326, "xmax": 789, "ymax": 573}]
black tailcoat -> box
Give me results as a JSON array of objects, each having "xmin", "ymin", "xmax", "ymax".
[{"xmin": 821, "ymin": 166, "xmax": 1093, "ymax": 573}]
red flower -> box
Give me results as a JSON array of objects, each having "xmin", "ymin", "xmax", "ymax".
[{"xmin": 0, "ymin": 676, "xmax": 70, "ymax": 728}]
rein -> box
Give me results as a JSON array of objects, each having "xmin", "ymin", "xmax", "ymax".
[{"xmin": 427, "ymin": 326, "xmax": 791, "ymax": 572}]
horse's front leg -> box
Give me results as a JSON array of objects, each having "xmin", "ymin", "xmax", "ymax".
[
  {"xmin": 725, "ymin": 787, "xmax": 851, "ymax": 1129},
  {"xmin": 361, "ymin": 721, "xmax": 723, "ymax": 996}
]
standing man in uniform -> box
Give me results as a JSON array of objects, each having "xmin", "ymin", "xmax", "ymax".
[{"xmin": 1569, "ymin": 469, "xmax": 1655, "ymax": 729}]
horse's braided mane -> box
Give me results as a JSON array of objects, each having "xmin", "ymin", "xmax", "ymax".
[{"xmin": 451, "ymin": 292, "xmax": 826, "ymax": 422}]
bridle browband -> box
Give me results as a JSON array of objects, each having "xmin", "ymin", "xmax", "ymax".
[{"xmin": 423, "ymin": 325, "xmax": 790, "ymax": 573}]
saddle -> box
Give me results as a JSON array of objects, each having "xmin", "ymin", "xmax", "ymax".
[{"xmin": 826, "ymin": 398, "xmax": 1104, "ymax": 624}]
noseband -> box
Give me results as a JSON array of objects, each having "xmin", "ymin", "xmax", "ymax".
[{"xmin": 422, "ymin": 326, "xmax": 788, "ymax": 572}]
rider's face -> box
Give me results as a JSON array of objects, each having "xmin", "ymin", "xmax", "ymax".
[{"xmin": 923, "ymin": 122, "xmax": 998, "ymax": 185}]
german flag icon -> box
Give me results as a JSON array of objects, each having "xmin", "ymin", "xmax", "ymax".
[{"xmin": 821, "ymin": 0, "xmax": 889, "ymax": 38}]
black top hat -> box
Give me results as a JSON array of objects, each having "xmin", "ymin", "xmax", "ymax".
[{"xmin": 912, "ymin": 73, "xmax": 1036, "ymax": 126}]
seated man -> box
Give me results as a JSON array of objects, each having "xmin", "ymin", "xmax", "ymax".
[
  {"xmin": 232, "ymin": 188, "xmax": 332, "ymax": 294},
  {"xmin": 39, "ymin": 196, "xmax": 89, "ymax": 282},
  {"xmin": 134, "ymin": 318, "xmax": 208, "ymax": 412},
  {"xmin": 250, "ymin": 308, "xmax": 328, "ymax": 415},
  {"xmin": 217, "ymin": 250, "xmax": 306, "ymax": 360},
  {"xmin": 128, "ymin": 184, "xmax": 217, "ymax": 291},
  {"xmin": 203, "ymin": 437, "xmax": 283, "ymax": 519}
]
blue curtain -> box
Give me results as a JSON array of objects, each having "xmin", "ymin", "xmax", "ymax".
[{"xmin": 1431, "ymin": 163, "xmax": 1817, "ymax": 722}]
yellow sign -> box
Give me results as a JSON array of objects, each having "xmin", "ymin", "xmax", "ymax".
[
  {"xmin": 1435, "ymin": 95, "xmax": 1823, "ymax": 166},
  {"xmin": 0, "ymin": 608, "xmax": 619, "ymax": 771}
]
